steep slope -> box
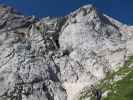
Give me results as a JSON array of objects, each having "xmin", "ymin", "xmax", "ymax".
[
  {"xmin": 0, "ymin": 4, "xmax": 132, "ymax": 100},
  {"xmin": 59, "ymin": 5, "xmax": 127, "ymax": 100},
  {"xmin": 79, "ymin": 56, "xmax": 133, "ymax": 100},
  {"xmin": 0, "ymin": 5, "xmax": 67, "ymax": 100}
]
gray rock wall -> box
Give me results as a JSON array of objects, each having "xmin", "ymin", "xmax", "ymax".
[{"xmin": 0, "ymin": 4, "xmax": 132, "ymax": 100}]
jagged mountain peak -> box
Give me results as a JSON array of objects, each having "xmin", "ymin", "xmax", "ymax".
[
  {"xmin": 0, "ymin": 4, "xmax": 132, "ymax": 100},
  {"xmin": 66, "ymin": 4, "xmax": 100, "ymax": 24},
  {"xmin": 59, "ymin": 5, "xmax": 123, "ymax": 53},
  {"xmin": 0, "ymin": 4, "xmax": 20, "ymax": 15},
  {"xmin": 69, "ymin": 4, "xmax": 96, "ymax": 16}
]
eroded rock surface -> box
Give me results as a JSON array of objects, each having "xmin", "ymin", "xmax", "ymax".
[{"xmin": 0, "ymin": 4, "xmax": 133, "ymax": 100}]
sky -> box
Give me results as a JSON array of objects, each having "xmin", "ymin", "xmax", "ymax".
[{"xmin": 0, "ymin": 0, "xmax": 133, "ymax": 25}]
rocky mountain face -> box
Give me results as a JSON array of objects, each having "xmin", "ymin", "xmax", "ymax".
[{"xmin": 0, "ymin": 4, "xmax": 133, "ymax": 100}]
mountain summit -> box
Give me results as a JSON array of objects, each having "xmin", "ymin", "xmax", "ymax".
[{"xmin": 0, "ymin": 4, "xmax": 133, "ymax": 100}]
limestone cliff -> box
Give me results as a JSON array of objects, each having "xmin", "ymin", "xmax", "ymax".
[{"xmin": 0, "ymin": 4, "xmax": 132, "ymax": 100}]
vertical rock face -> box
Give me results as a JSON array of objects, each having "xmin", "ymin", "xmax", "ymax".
[
  {"xmin": 0, "ymin": 4, "xmax": 133, "ymax": 100},
  {"xmin": 58, "ymin": 5, "xmax": 127, "ymax": 100},
  {"xmin": 0, "ymin": 5, "xmax": 67, "ymax": 100}
]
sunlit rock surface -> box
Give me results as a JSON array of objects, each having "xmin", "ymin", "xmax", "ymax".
[{"xmin": 0, "ymin": 4, "xmax": 133, "ymax": 100}]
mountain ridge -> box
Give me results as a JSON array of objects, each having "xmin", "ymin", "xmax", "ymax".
[{"xmin": 0, "ymin": 4, "xmax": 132, "ymax": 100}]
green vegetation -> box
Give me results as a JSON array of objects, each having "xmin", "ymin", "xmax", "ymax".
[
  {"xmin": 79, "ymin": 56, "xmax": 133, "ymax": 100},
  {"xmin": 102, "ymin": 68, "xmax": 133, "ymax": 100},
  {"xmin": 124, "ymin": 56, "xmax": 133, "ymax": 67},
  {"xmin": 79, "ymin": 89, "xmax": 91, "ymax": 100}
]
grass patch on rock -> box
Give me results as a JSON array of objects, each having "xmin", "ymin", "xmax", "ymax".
[{"xmin": 79, "ymin": 55, "xmax": 133, "ymax": 100}]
